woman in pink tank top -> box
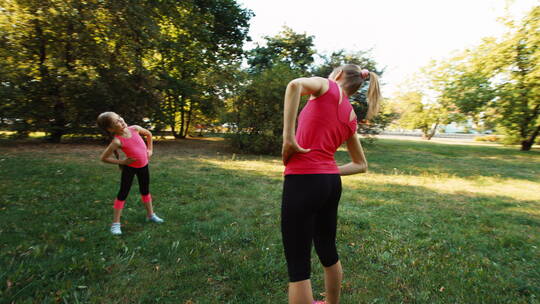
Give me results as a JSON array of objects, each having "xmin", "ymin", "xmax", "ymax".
[
  {"xmin": 281, "ymin": 64, "xmax": 381, "ymax": 304},
  {"xmin": 97, "ymin": 112, "xmax": 165, "ymax": 236}
]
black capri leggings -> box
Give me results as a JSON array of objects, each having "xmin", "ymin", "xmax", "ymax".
[
  {"xmin": 117, "ymin": 165, "xmax": 150, "ymax": 201},
  {"xmin": 281, "ymin": 174, "xmax": 342, "ymax": 282}
]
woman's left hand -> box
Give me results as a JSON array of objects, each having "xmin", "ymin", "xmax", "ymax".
[{"xmin": 147, "ymin": 149, "xmax": 153, "ymax": 158}]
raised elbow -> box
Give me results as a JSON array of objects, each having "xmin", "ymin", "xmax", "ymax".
[{"xmin": 287, "ymin": 79, "xmax": 301, "ymax": 90}]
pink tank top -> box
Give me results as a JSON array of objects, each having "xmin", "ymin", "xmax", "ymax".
[
  {"xmin": 115, "ymin": 126, "xmax": 149, "ymax": 168},
  {"xmin": 284, "ymin": 79, "xmax": 357, "ymax": 175}
]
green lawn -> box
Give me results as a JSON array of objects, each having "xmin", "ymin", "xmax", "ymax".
[{"xmin": 1, "ymin": 138, "xmax": 539, "ymax": 303}]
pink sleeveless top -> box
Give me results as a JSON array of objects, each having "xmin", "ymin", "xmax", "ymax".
[
  {"xmin": 115, "ymin": 126, "xmax": 148, "ymax": 168},
  {"xmin": 284, "ymin": 79, "xmax": 357, "ymax": 175}
]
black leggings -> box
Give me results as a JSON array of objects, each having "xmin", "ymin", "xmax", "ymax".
[
  {"xmin": 117, "ymin": 165, "xmax": 150, "ymax": 201},
  {"xmin": 281, "ymin": 174, "xmax": 342, "ymax": 282}
]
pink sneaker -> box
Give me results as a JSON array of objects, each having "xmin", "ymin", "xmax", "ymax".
[{"xmin": 313, "ymin": 301, "xmax": 326, "ymax": 304}]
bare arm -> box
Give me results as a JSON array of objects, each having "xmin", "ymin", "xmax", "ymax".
[
  {"xmin": 282, "ymin": 77, "xmax": 328, "ymax": 164},
  {"xmin": 282, "ymin": 77, "xmax": 327, "ymax": 139},
  {"xmin": 134, "ymin": 125, "xmax": 153, "ymax": 158},
  {"xmin": 100, "ymin": 139, "xmax": 135, "ymax": 165},
  {"xmin": 338, "ymin": 133, "xmax": 368, "ymax": 175}
]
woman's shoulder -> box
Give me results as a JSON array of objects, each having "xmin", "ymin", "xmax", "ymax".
[{"xmin": 312, "ymin": 78, "xmax": 338, "ymax": 101}]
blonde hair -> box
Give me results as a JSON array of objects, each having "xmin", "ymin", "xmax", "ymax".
[
  {"xmin": 96, "ymin": 112, "xmax": 122, "ymax": 167},
  {"xmin": 96, "ymin": 112, "xmax": 117, "ymax": 133},
  {"xmin": 333, "ymin": 64, "xmax": 382, "ymax": 120},
  {"xmin": 366, "ymin": 71, "xmax": 381, "ymax": 120}
]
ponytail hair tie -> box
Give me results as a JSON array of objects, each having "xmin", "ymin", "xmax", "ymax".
[{"xmin": 360, "ymin": 69, "xmax": 370, "ymax": 80}]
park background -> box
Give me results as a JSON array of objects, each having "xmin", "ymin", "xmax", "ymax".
[{"xmin": 0, "ymin": 0, "xmax": 539, "ymax": 303}]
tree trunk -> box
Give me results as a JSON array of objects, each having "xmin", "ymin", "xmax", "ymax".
[
  {"xmin": 49, "ymin": 21, "xmax": 75, "ymax": 143},
  {"xmin": 183, "ymin": 100, "xmax": 193, "ymax": 138},
  {"xmin": 177, "ymin": 96, "xmax": 186, "ymax": 139},
  {"xmin": 520, "ymin": 125, "xmax": 540, "ymax": 151},
  {"xmin": 36, "ymin": 23, "xmax": 47, "ymax": 78},
  {"xmin": 425, "ymin": 123, "xmax": 439, "ymax": 140},
  {"xmin": 32, "ymin": 17, "xmax": 48, "ymax": 139},
  {"xmin": 172, "ymin": 98, "xmax": 183, "ymax": 139},
  {"xmin": 421, "ymin": 126, "xmax": 431, "ymax": 140}
]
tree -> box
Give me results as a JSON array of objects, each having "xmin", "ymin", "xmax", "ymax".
[
  {"xmin": 247, "ymin": 26, "xmax": 315, "ymax": 73},
  {"xmin": 228, "ymin": 27, "xmax": 316, "ymax": 154},
  {"xmin": 0, "ymin": 0, "xmax": 253, "ymax": 141},
  {"xmin": 228, "ymin": 64, "xmax": 302, "ymax": 155},
  {"xmin": 493, "ymin": 7, "xmax": 540, "ymax": 150},
  {"xmin": 393, "ymin": 91, "xmax": 453, "ymax": 140},
  {"xmin": 428, "ymin": 7, "xmax": 540, "ymax": 150},
  {"xmin": 149, "ymin": 0, "xmax": 252, "ymax": 138},
  {"xmin": 0, "ymin": 0, "xmax": 162, "ymax": 141}
]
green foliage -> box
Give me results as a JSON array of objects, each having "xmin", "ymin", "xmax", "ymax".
[
  {"xmin": 228, "ymin": 64, "xmax": 302, "ymax": 155},
  {"xmin": 247, "ymin": 26, "xmax": 315, "ymax": 73},
  {"xmin": 392, "ymin": 91, "xmax": 453, "ymax": 140},
  {"xmin": 357, "ymin": 101, "xmax": 398, "ymax": 139},
  {"xmin": 0, "ymin": 0, "xmax": 252, "ymax": 141},
  {"xmin": 148, "ymin": 0, "xmax": 252, "ymax": 139},
  {"xmin": 425, "ymin": 6, "xmax": 540, "ymax": 150},
  {"xmin": 228, "ymin": 27, "xmax": 315, "ymax": 155},
  {"xmin": 0, "ymin": 0, "xmax": 164, "ymax": 141}
]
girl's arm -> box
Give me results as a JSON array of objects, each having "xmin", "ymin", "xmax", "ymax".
[
  {"xmin": 134, "ymin": 125, "xmax": 153, "ymax": 158},
  {"xmin": 282, "ymin": 77, "xmax": 328, "ymax": 165},
  {"xmin": 338, "ymin": 133, "xmax": 368, "ymax": 176},
  {"xmin": 100, "ymin": 139, "xmax": 135, "ymax": 165}
]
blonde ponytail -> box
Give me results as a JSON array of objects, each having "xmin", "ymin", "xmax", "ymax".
[{"xmin": 366, "ymin": 71, "xmax": 381, "ymax": 120}]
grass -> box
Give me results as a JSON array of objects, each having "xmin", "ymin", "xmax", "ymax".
[{"xmin": 0, "ymin": 138, "xmax": 539, "ymax": 303}]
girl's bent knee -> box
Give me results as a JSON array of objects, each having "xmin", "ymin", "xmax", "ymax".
[
  {"xmin": 141, "ymin": 193, "xmax": 152, "ymax": 203},
  {"xmin": 113, "ymin": 199, "xmax": 125, "ymax": 210}
]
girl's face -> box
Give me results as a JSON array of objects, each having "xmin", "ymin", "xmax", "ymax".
[{"xmin": 107, "ymin": 113, "xmax": 127, "ymax": 134}]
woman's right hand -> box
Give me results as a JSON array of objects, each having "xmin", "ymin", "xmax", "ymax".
[
  {"xmin": 121, "ymin": 158, "xmax": 136, "ymax": 165},
  {"xmin": 356, "ymin": 162, "xmax": 368, "ymax": 173},
  {"xmin": 282, "ymin": 139, "xmax": 310, "ymax": 165},
  {"xmin": 339, "ymin": 133, "xmax": 369, "ymax": 176}
]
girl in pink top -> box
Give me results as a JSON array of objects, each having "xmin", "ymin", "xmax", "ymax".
[
  {"xmin": 97, "ymin": 112, "xmax": 164, "ymax": 235},
  {"xmin": 281, "ymin": 64, "xmax": 381, "ymax": 304}
]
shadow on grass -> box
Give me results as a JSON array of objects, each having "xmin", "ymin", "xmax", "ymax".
[{"xmin": 337, "ymin": 139, "xmax": 540, "ymax": 182}]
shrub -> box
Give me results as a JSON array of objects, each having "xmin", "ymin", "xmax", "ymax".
[{"xmin": 474, "ymin": 135, "xmax": 501, "ymax": 142}]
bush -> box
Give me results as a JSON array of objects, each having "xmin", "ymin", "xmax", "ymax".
[
  {"xmin": 228, "ymin": 64, "xmax": 302, "ymax": 155},
  {"xmin": 474, "ymin": 135, "xmax": 501, "ymax": 142},
  {"xmin": 227, "ymin": 132, "xmax": 281, "ymax": 155}
]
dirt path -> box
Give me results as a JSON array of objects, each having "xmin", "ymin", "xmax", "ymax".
[{"xmin": 0, "ymin": 136, "xmax": 232, "ymax": 156}]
